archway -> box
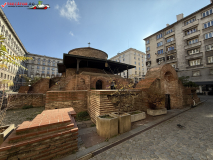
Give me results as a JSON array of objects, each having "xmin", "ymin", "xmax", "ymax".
[{"xmin": 96, "ymin": 80, "xmax": 102, "ymax": 89}]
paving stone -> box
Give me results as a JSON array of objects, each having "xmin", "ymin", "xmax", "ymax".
[{"xmin": 89, "ymin": 96, "xmax": 212, "ymax": 160}]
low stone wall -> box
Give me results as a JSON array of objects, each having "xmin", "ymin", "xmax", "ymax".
[
  {"xmin": 45, "ymin": 91, "xmax": 87, "ymax": 113},
  {"xmin": 7, "ymin": 93, "xmax": 46, "ymax": 109},
  {"xmin": 0, "ymin": 108, "xmax": 78, "ymax": 160}
]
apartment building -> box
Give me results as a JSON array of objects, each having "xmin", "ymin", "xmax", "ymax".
[
  {"xmin": 0, "ymin": 8, "xmax": 27, "ymax": 91},
  {"xmin": 144, "ymin": 1, "xmax": 213, "ymax": 93},
  {"xmin": 110, "ymin": 48, "xmax": 146, "ymax": 82},
  {"xmin": 26, "ymin": 53, "xmax": 62, "ymax": 78}
]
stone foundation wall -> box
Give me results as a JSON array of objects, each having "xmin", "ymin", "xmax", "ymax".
[
  {"xmin": 7, "ymin": 93, "xmax": 46, "ymax": 109},
  {"xmin": 45, "ymin": 91, "xmax": 87, "ymax": 113},
  {"xmin": 0, "ymin": 108, "xmax": 78, "ymax": 160}
]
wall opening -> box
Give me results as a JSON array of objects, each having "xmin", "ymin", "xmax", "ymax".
[{"xmin": 96, "ymin": 80, "xmax": 102, "ymax": 89}]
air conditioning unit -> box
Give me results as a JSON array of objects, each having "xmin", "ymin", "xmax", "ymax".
[{"xmin": 158, "ymin": 61, "xmax": 161, "ymax": 65}]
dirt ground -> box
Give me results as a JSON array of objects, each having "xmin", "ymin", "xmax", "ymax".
[{"xmin": 2, "ymin": 107, "xmax": 45, "ymax": 127}]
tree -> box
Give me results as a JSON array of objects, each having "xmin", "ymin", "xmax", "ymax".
[
  {"xmin": 0, "ymin": 35, "xmax": 33, "ymax": 87},
  {"xmin": 178, "ymin": 76, "xmax": 198, "ymax": 87}
]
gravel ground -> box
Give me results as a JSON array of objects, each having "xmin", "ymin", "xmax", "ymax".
[{"xmin": 2, "ymin": 107, "xmax": 45, "ymax": 127}]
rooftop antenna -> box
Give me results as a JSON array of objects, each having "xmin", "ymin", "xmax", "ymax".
[{"xmin": 88, "ymin": 42, "xmax": 90, "ymax": 47}]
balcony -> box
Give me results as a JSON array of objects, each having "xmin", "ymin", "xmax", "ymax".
[
  {"xmin": 185, "ymin": 52, "xmax": 203, "ymax": 60},
  {"xmin": 164, "ymin": 31, "xmax": 175, "ymax": 39},
  {"xmin": 183, "ymin": 30, "xmax": 200, "ymax": 40},
  {"xmin": 165, "ymin": 49, "xmax": 177, "ymax": 55},
  {"xmin": 166, "ymin": 54, "xmax": 177, "ymax": 63},
  {"xmin": 146, "ymin": 61, "xmax": 151, "ymax": 67},
  {"xmin": 165, "ymin": 40, "xmax": 176, "ymax": 47},
  {"xmin": 185, "ymin": 41, "xmax": 201, "ymax": 50},
  {"xmin": 182, "ymin": 20, "xmax": 199, "ymax": 31}
]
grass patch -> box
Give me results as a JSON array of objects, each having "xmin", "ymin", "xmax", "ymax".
[
  {"xmin": 22, "ymin": 105, "xmax": 33, "ymax": 109},
  {"xmin": 129, "ymin": 111, "xmax": 141, "ymax": 115},
  {"xmin": 90, "ymin": 123, "xmax": 96, "ymax": 127},
  {"xmin": 76, "ymin": 111, "xmax": 90, "ymax": 121}
]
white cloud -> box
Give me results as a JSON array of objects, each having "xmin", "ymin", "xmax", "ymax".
[
  {"xmin": 55, "ymin": 0, "xmax": 80, "ymax": 22},
  {"xmin": 69, "ymin": 31, "xmax": 74, "ymax": 36}
]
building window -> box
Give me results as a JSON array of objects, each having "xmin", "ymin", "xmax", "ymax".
[
  {"xmin": 147, "ymin": 54, "xmax": 150, "ymax": 58},
  {"xmin": 52, "ymin": 68, "xmax": 55, "ymax": 71},
  {"xmin": 202, "ymin": 8, "xmax": 213, "ymax": 18},
  {"xmin": 138, "ymin": 58, "xmax": 140, "ymax": 60},
  {"xmin": 135, "ymin": 62, "xmax": 136, "ymax": 65},
  {"xmin": 42, "ymin": 67, "xmax": 45, "ymax": 70},
  {"xmin": 139, "ymin": 67, "xmax": 140, "ymax": 70},
  {"xmin": 48, "ymin": 63, "xmax": 50, "ymax": 66},
  {"xmin": 157, "ymin": 49, "xmax": 164, "ymax": 54},
  {"xmin": 185, "ymin": 28, "xmax": 197, "ymax": 36},
  {"xmin": 157, "ymin": 41, "xmax": 163, "ymax": 47},
  {"xmin": 134, "ymin": 57, "xmax": 136, "ymax": 59},
  {"xmin": 43, "ymin": 62, "xmax": 45, "ymax": 65},
  {"xmin": 123, "ymin": 72, "xmax": 125, "ymax": 75},
  {"xmin": 123, "ymin": 59, "xmax": 125, "ymax": 61},
  {"xmin": 188, "ymin": 48, "xmax": 199, "ymax": 55},
  {"xmin": 139, "ymin": 63, "xmax": 140, "ymax": 65},
  {"xmin": 135, "ymin": 71, "xmax": 137, "ymax": 75},
  {"xmin": 210, "ymin": 69, "xmax": 213, "ymax": 75},
  {"xmin": 142, "ymin": 64, "xmax": 144, "ymax": 67},
  {"xmin": 53, "ymin": 64, "xmax": 55, "ymax": 66},
  {"xmin": 146, "ymin": 47, "xmax": 150, "ymax": 51},
  {"xmin": 157, "ymin": 33, "xmax": 163, "ymax": 39},
  {"xmin": 166, "ymin": 46, "xmax": 175, "ymax": 51},
  {"xmin": 47, "ymin": 67, "xmax": 50, "ymax": 70},
  {"xmin": 146, "ymin": 40, "xmax": 149, "ymax": 44},
  {"xmin": 166, "ymin": 37, "xmax": 174, "ymax": 43},
  {"xmin": 208, "ymin": 56, "xmax": 213, "ymax": 63},
  {"xmin": 166, "ymin": 29, "xmax": 173, "ymax": 35},
  {"xmin": 38, "ymin": 62, "xmax": 40, "ymax": 65},
  {"xmin": 185, "ymin": 17, "xmax": 196, "ymax": 25},
  {"xmin": 47, "ymin": 71, "xmax": 49, "ymax": 74},
  {"xmin": 192, "ymin": 71, "xmax": 200, "ymax": 77},
  {"xmin": 188, "ymin": 38, "xmax": 198, "ymax": 45},
  {"xmin": 206, "ymin": 44, "xmax": 213, "ymax": 51},
  {"xmin": 52, "ymin": 72, "xmax": 55, "ymax": 75},
  {"xmin": 42, "ymin": 71, "xmax": 45, "ymax": 74},
  {"xmin": 135, "ymin": 67, "xmax": 136, "ymax": 70},
  {"xmin": 37, "ymin": 66, "xmax": 39, "ymax": 69},
  {"xmin": 189, "ymin": 59, "xmax": 201, "ymax": 66},
  {"xmin": 142, "ymin": 55, "xmax": 143, "ymax": 58},
  {"xmin": 204, "ymin": 32, "xmax": 213, "ymax": 39},
  {"xmin": 116, "ymin": 60, "xmax": 117, "ymax": 62},
  {"xmin": 31, "ymin": 75, "xmax": 33, "ymax": 78},
  {"xmin": 204, "ymin": 20, "xmax": 213, "ymax": 29}
]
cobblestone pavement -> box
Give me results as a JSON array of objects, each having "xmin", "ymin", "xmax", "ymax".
[{"xmin": 90, "ymin": 96, "xmax": 213, "ymax": 160}]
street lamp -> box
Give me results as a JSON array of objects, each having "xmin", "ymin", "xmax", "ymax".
[{"xmin": 28, "ymin": 79, "xmax": 31, "ymax": 86}]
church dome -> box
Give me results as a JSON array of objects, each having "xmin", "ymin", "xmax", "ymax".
[{"xmin": 68, "ymin": 47, "xmax": 108, "ymax": 60}]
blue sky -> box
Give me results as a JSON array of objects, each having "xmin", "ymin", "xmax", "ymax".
[{"xmin": 1, "ymin": 0, "xmax": 211, "ymax": 59}]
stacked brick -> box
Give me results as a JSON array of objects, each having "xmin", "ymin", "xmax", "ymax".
[
  {"xmin": 7, "ymin": 93, "xmax": 45, "ymax": 109},
  {"xmin": 0, "ymin": 108, "xmax": 78, "ymax": 160},
  {"xmin": 45, "ymin": 91, "xmax": 87, "ymax": 113}
]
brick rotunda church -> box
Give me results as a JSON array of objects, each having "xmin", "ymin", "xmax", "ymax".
[{"xmin": 19, "ymin": 47, "xmax": 135, "ymax": 93}]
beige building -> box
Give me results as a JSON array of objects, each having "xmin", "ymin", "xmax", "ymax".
[
  {"xmin": 26, "ymin": 53, "xmax": 62, "ymax": 79},
  {"xmin": 110, "ymin": 48, "xmax": 147, "ymax": 82},
  {"xmin": 144, "ymin": 2, "xmax": 213, "ymax": 93},
  {"xmin": 0, "ymin": 8, "xmax": 28, "ymax": 91}
]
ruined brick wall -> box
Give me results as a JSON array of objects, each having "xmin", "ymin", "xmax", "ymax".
[
  {"xmin": 45, "ymin": 91, "xmax": 87, "ymax": 113},
  {"xmin": 68, "ymin": 47, "xmax": 108, "ymax": 59},
  {"xmin": 7, "ymin": 93, "xmax": 46, "ymax": 109},
  {"xmin": 66, "ymin": 75, "xmax": 90, "ymax": 91},
  {"xmin": 18, "ymin": 86, "xmax": 31, "ymax": 93},
  {"xmin": 29, "ymin": 78, "xmax": 50, "ymax": 94},
  {"xmin": 0, "ymin": 108, "xmax": 78, "ymax": 160},
  {"xmin": 88, "ymin": 90, "xmax": 145, "ymax": 124}
]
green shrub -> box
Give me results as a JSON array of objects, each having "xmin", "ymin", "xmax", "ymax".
[
  {"xmin": 77, "ymin": 111, "xmax": 89, "ymax": 118},
  {"xmin": 22, "ymin": 105, "xmax": 33, "ymax": 109}
]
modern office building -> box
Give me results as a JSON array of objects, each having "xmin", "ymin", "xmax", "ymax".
[
  {"xmin": 110, "ymin": 48, "xmax": 147, "ymax": 82},
  {"xmin": 0, "ymin": 8, "xmax": 27, "ymax": 91},
  {"xmin": 26, "ymin": 53, "xmax": 62, "ymax": 79},
  {"xmin": 144, "ymin": 1, "xmax": 213, "ymax": 93}
]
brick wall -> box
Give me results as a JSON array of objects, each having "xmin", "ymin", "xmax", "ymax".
[
  {"xmin": 87, "ymin": 90, "xmax": 145, "ymax": 124},
  {"xmin": 0, "ymin": 108, "xmax": 78, "ymax": 160},
  {"xmin": 7, "ymin": 93, "xmax": 46, "ymax": 109},
  {"xmin": 45, "ymin": 91, "xmax": 87, "ymax": 113},
  {"xmin": 18, "ymin": 86, "xmax": 31, "ymax": 93}
]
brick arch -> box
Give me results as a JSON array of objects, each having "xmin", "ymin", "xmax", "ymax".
[{"xmin": 91, "ymin": 77, "xmax": 110, "ymax": 89}]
